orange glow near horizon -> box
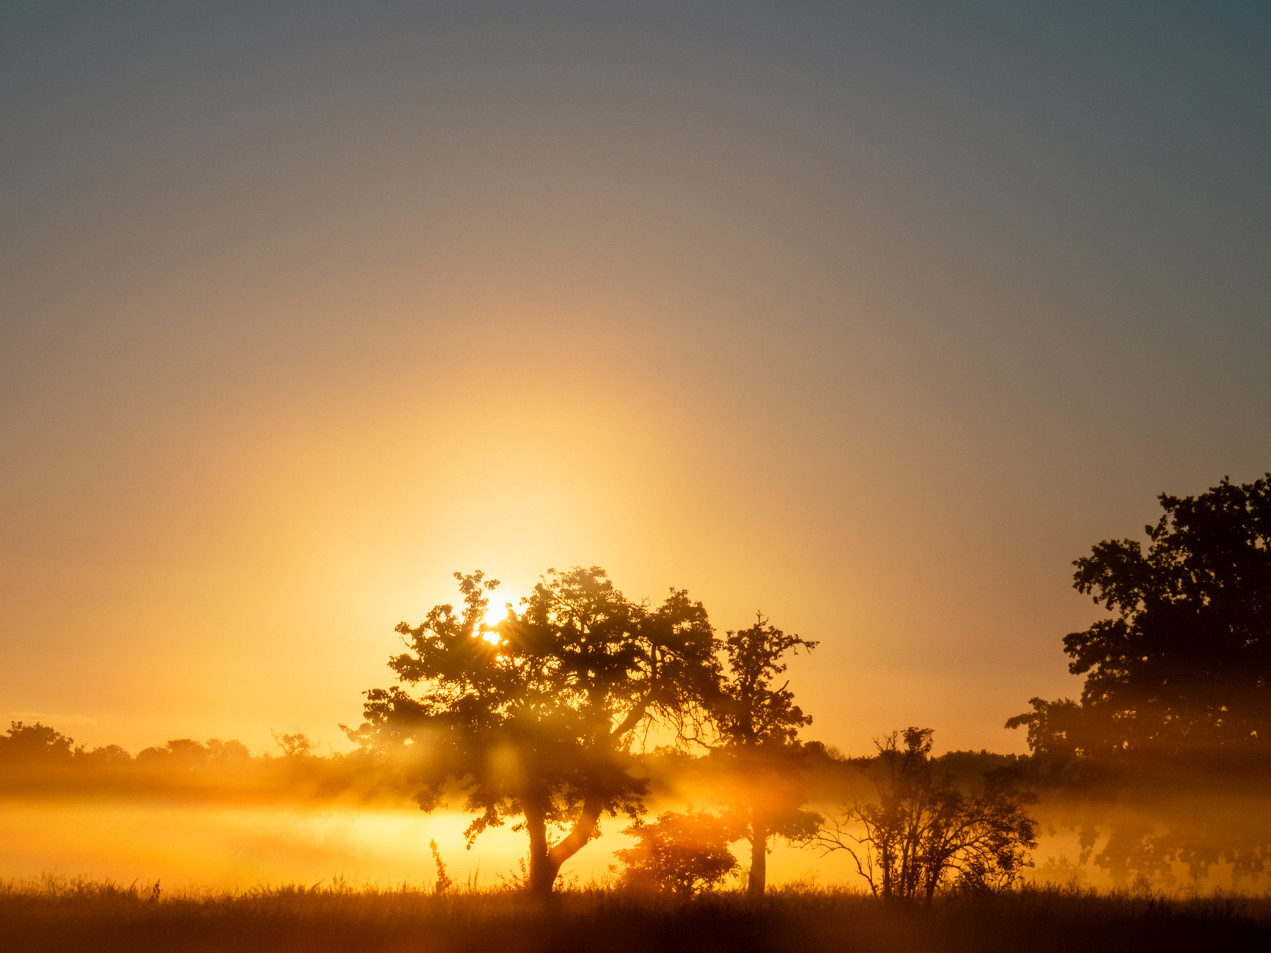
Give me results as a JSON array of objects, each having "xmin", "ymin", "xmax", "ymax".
[{"xmin": 4, "ymin": 0, "xmax": 1269, "ymax": 830}]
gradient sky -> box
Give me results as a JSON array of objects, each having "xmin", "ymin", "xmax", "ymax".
[{"xmin": 3, "ymin": 1, "xmax": 1269, "ymax": 758}]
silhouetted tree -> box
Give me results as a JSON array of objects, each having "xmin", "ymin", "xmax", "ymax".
[
  {"xmin": 75, "ymin": 743, "xmax": 132, "ymax": 766},
  {"xmin": 272, "ymin": 731, "xmax": 316, "ymax": 758},
  {"xmin": 614, "ymin": 810, "xmax": 738, "ymax": 898},
  {"xmin": 345, "ymin": 567, "xmax": 720, "ymax": 897},
  {"xmin": 136, "ymin": 738, "xmax": 250, "ymax": 771},
  {"xmin": 710, "ymin": 614, "xmax": 820, "ymax": 896},
  {"xmin": 1009, "ymin": 474, "xmax": 1271, "ymax": 758},
  {"xmin": 817, "ymin": 728, "xmax": 1037, "ymax": 902},
  {"xmin": 0, "ymin": 722, "xmax": 74, "ymax": 762}
]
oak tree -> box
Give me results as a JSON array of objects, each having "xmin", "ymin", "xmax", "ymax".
[
  {"xmin": 1009, "ymin": 474, "xmax": 1271, "ymax": 758},
  {"xmin": 345, "ymin": 567, "xmax": 719, "ymax": 896}
]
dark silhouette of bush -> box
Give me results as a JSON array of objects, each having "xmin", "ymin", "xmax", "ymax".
[
  {"xmin": 818, "ymin": 728, "xmax": 1037, "ymax": 902},
  {"xmin": 614, "ymin": 810, "xmax": 738, "ymax": 898}
]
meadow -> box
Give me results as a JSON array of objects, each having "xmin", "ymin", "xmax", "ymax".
[{"xmin": 2, "ymin": 877, "xmax": 1269, "ymax": 953}]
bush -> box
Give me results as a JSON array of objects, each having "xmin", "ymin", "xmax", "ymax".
[{"xmin": 614, "ymin": 811, "xmax": 738, "ymax": 898}]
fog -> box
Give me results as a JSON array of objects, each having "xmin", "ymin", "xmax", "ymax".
[
  {"xmin": 3, "ymin": 728, "xmax": 1268, "ymax": 894},
  {"xmin": 0, "ymin": 797, "xmax": 860, "ymax": 892},
  {"xmin": 1, "ymin": 799, "xmax": 523, "ymax": 890},
  {"xmin": 6, "ymin": 795, "xmax": 1263, "ymax": 895}
]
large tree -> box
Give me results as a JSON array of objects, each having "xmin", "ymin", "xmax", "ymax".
[
  {"xmin": 345, "ymin": 567, "xmax": 719, "ymax": 896},
  {"xmin": 1009, "ymin": 474, "xmax": 1271, "ymax": 758},
  {"xmin": 711, "ymin": 613, "xmax": 821, "ymax": 897}
]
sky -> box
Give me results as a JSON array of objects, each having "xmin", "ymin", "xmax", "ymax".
[{"xmin": 3, "ymin": 1, "xmax": 1269, "ymax": 759}]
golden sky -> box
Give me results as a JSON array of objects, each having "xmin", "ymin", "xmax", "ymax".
[{"xmin": 3, "ymin": 2, "xmax": 1269, "ymax": 758}]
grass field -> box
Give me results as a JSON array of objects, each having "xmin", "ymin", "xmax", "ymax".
[{"xmin": 2, "ymin": 878, "xmax": 1269, "ymax": 953}]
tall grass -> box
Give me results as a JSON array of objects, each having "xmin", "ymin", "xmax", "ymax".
[{"xmin": 2, "ymin": 876, "xmax": 1268, "ymax": 953}]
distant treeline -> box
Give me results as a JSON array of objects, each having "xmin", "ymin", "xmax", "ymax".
[
  {"xmin": 0, "ymin": 719, "xmax": 1023, "ymax": 809},
  {"xmin": 5, "ymin": 718, "xmax": 1271, "ymax": 889},
  {"xmin": 0, "ymin": 722, "xmax": 391, "ymax": 803}
]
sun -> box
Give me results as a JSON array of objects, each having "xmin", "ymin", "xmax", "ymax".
[{"xmin": 478, "ymin": 602, "xmax": 512, "ymax": 645}]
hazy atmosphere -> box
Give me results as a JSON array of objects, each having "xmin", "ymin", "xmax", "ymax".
[
  {"xmin": 5, "ymin": 13, "xmax": 1271, "ymax": 953},
  {"xmin": 4, "ymin": 1, "xmax": 1269, "ymax": 765}
]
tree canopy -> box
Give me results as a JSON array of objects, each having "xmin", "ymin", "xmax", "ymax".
[
  {"xmin": 1009, "ymin": 474, "xmax": 1271, "ymax": 759},
  {"xmin": 0, "ymin": 721, "xmax": 75, "ymax": 763},
  {"xmin": 345, "ymin": 567, "xmax": 720, "ymax": 896}
]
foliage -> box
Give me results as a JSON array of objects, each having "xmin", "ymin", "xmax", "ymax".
[
  {"xmin": 710, "ymin": 614, "xmax": 821, "ymax": 896},
  {"xmin": 136, "ymin": 738, "xmax": 251, "ymax": 770},
  {"xmin": 613, "ymin": 810, "xmax": 738, "ymax": 898},
  {"xmin": 0, "ymin": 722, "xmax": 75, "ymax": 762},
  {"xmin": 1009, "ymin": 474, "xmax": 1271, "ymax": 758},
  {"xmin": 344, "ymin": 567, "xmax": 720, "ymax": 896},
  {"xmin": 817, "ymin": 728, "xmax": 1038, "ymax": 902},
  {"xmin": 1007, "ymin": 480, "xmax": 1271, "ymax": 888},
  {"xmin": 714, "ymin": 614, "xmax": 816, "ymax": 749}
]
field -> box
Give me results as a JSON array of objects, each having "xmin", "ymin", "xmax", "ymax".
[{"xmin": 3, "ymin": 878, "xmax": 1269, "ymax": 953}]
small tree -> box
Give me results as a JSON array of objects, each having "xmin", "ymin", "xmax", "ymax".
[
  {"xmin": 614, "ymin": 810, "xmax": 738, "ymax": 898},
  {"xmin": 711, "ymin": 614, "xmax": 821, "ymax": 896},
  {"xmin": 817, "ymin": 728, "xmax": 1037, "ymax": 902},
  {"xmin": 272, "ymin": 731, "xmax": 316, "ymax": 759},
  {"xmin": 346, "ymin": 567, "xmax": 720, "ymax": 897}
]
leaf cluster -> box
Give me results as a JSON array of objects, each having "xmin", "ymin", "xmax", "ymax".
[{"xmin": 714, "ymin": 613, "xmax": 817, "ymax": 749}]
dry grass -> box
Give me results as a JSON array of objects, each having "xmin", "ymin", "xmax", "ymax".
[{"xmin": 1, "ymin": 876, "xmax": 1269, "ymax": 953}]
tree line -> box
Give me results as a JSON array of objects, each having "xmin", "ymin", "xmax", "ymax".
[
  {"xmin": 0, "ymin": 723, "xmax": 391, "ymax": 803},
  {"xmin": 343, "ymin": 566, "xmax": 1037, "ymax": 899},
  {"xmin": 9, "ymin": 472, "xmax": 1268, "ymax": 896},
  {"xmin": 343, "ymin": 473, "xmax": 1271, "ymax": 897}
]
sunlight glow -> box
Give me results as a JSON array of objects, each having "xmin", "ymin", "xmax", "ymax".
[{"xmin": 479, "ymin": 603, "xmax": 511, "ymax": 645}]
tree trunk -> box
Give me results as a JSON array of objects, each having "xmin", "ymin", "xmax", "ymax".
[
  {"xmin": 747, "ymin": 818, "xmax": 768, "ymax": 898},
  {"xmin": 523, "ymin": 802, "xmax": 559, "ymax": 898},
  {"xmin": 523, "ymin": 791, "xmax": 607, "ymax": 898},
  {"xmin": 548, "ymin": 791, "xmax": 606, "ymax": 875}
]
